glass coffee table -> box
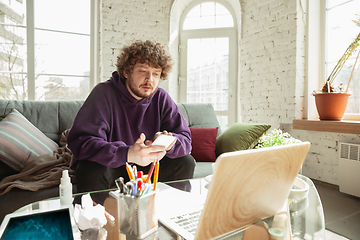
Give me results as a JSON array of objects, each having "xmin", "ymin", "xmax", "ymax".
[{"xmin": 12, "ymin": 174, "xmax": 325, "ymax": 240}]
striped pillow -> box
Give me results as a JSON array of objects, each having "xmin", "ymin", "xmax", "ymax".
[{"xmin": 0, "ymin": 109, "xmax": 59, "ymax": 171}]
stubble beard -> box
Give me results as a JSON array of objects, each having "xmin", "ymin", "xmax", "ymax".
[{"xmin": 127, "ymin": 77, "xmax": 157, "ymax": 100}]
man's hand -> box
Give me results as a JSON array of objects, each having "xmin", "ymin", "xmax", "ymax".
[
  {"xmin": 128, "ymin": 133, "xmax": 166, "ymax": 166},
  {"xmin": 145, "ymin": 131, "xmax": 177, "ymax": 151}
]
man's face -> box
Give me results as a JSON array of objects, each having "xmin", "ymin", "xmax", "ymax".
[{"xmin": 124, "ymin": 63, "xmax": 162, "ymax": 100}]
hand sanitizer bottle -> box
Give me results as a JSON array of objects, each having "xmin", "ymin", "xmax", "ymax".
[{"xmin": 59, "ymin": 170, "xmax": 73, "ymax": 205}]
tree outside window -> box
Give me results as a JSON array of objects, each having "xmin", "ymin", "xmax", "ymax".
[{"xmin": 0, "ymin": 0, "xmax": 92, "ymax": 101}]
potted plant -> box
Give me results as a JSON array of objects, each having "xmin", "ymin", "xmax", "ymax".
[
  {"xmin": 255, "ymin": 129, "xmax": 301, "ymax": 149},
  {"xmin": 313, "ymin": 15, "xmax": 360, "ymax": 120}
]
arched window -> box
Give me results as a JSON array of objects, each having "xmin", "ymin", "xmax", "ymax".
[
  {"xmin": 183, "ymin": 2, "xmax": 234, "ymax": 30},
  {"xmin": 179, "ymin": 1, "xmax": 237, "ymax": 130}
]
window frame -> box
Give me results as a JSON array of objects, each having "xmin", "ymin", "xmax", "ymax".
[
  {"xmin": 305, "ymin": 0, "xmax": 326, "ymax": 120},
  {"xmin": 306, "ymin": 0, "xmax": 360, "ymax": 120},
  {"xmin": 0, "ymin": 0, "xmax": 99, "ymax": 101},
  {"xmin": 324, "ymin": 0, "xmax": 360, "ymax": 120},
  {"xmin": 179, "ymin": 0, "xmax": 238, "ymax": 129},
  {"xmin": 295, "ymin": 0, "xmax": 360, "ymax": 133}
]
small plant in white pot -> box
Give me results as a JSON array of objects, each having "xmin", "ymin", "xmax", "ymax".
[{"xmin": 255, "ymin": 129, "xmax": 301, "ymax": 149}]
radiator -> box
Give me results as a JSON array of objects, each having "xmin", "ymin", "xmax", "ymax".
[{"xmin": 339, "ymin": 142, "xmax": 360, "ymax": 197}]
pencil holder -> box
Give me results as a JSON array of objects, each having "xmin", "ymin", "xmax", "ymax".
[{"xmin": 115, "ymin": 190, "xmax": 157, "ymax": 238}]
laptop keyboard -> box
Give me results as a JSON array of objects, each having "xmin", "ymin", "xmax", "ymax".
[{"xmin": 170, "ymin": 209, "xmax": 203, "ymax": 235}]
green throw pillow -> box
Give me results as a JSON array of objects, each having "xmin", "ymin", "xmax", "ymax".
[{"xmin": 215, "ymin": 123, "xmax": 271, "ymax": 156}]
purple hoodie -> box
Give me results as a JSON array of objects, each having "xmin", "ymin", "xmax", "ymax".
[{"xmin": 67, "ymin": 71, "xmax": 192, "ymax": 168}]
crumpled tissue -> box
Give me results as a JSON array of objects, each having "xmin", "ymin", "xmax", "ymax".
[{"xmin": 73, "ymin": 194, "xmax": 107, "ymax": 230}]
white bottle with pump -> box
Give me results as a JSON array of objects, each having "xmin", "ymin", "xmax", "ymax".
[{"xmin": 59, "ymin": 170, "xmax": 73, "ymax": 205}]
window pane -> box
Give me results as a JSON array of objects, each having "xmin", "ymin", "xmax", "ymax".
[
  {"xmin": 0, "ymin": 15, "xmax": 27, "ymax": 100},
  {"xmin": 0, "ymin": 26, "xmax": 27, "ymax": 72},
  {"xmin": 326, "ymin": 0, "xmax": 360, "ymax": 113},
  {"xmin": 201, "ymin": 2, "xmax": 215, "ymax": 16},
  {"xmin": 216, "ymin": 15, "xmax": 234, "ymax": 28},
  {"xmin": 0, "ymin": 0, "xmax": 92, "ymax": 101},
  {"xmin": 35, "ymin": 30, "xmax": 90, "ymax": 76},
  {"xmin": 326, "ymin": 2, "xmax": 360, "ymax": 63},
  {"xmin": 187, "ymin": 38, "xmax": 229, "ymax": 111},
  {"xmin": 183, "ymin": 2, "xmax": 233, "ymax": 30},
  {"xmin": 216, "ymin": 3, "xmax": 229, "ymax": 15},
  {"xmin": 35, "ymin": 75, "xmax": 90, "ymax": 101},
  {"xmin": 329, "ymin": 59, "xmax": 360, "ymax": 114},
  {"xmin": 0, "ymin": 73, "xmax": 27, "ymax": 100},
  {"xmin": 217, "ymin": 115, "xmax": 228, "ymax": 132},
  {"xmin": 34, "ymin": 0, "xmax": 90, "ymax": 34},
  {"xmin": 0, "ymin": 0, "xmax": 26, "ymax": 27},
  {"xmin": 327, "ymin": 0, "xmax": 354, "ymax": 9}
]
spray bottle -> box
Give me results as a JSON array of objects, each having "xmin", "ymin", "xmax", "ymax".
[{"xmin": 59, "ymin": 170, "xmax": 73, "ymax": 205}]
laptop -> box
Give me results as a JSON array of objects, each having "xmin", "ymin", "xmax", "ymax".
[
  {"xmin": 0, "ymin": 206, "xmax": 78, "ymax": 240},
  {"xmin": 158, "ymin": 142, "xmax": 311, "ymax": 240}
]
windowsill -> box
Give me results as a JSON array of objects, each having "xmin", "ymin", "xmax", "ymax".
[{"xmin": 292, "ymin": 119, "xmax": 360, "ymax": 134}]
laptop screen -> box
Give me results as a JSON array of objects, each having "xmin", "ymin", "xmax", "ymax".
[{"xmin": 0, "ymin": 208, "xmax": 74, "ymax": 240}]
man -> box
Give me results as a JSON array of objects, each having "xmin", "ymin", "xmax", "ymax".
[{"xmin": 67, "ymin": 40, "xmax": 195, "ymax": 193}]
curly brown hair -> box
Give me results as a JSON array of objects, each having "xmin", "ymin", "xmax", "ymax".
[{"xmin": 116, "ymin": 40, "xmax": 173, "ymax": 81}]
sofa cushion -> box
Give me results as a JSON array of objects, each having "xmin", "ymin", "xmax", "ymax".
[
  {"xmin": 0, "ymin": 109, "xmax": 59, "ymax": 171},
  {"xmin": 0, "ymin": 99, "xmax": 84, "ymax": 144},
  {"xmin": 215, "ymin": 123, "xmax": 271, "ymax": 156},
  {"xmin": 190, "ymin": 127, "xmax": 218, "ymax": 162},
  {"xmin": 177, "ymin": 103, "xmax": 221, "ymax": 137}
]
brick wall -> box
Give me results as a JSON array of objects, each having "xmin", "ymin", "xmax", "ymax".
[
  {"xmin": 99, "ymin": 0, "xmax": 360, "ymax": 186},
  {"xmin": 100, "ymin": 0, "xmax": 172, "ymax": 91},
  {"xmin": 282, "ymin": 124, "xmax": 360, "ymax": 185},
  {"xmin": 236, "ymin": 0, "xmax": 360, "ymax": 186},
  {"xmin": 239, "ymin": 0, "xmax": 302, "ymax": 126}
]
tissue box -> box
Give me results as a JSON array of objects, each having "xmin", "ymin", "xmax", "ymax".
[{"xmin": 110, "ymin": 190, "xmax": 157, "ymax": 239}]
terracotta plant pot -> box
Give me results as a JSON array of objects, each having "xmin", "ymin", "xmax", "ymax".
[{"xmin": 313, "ymin": 92, "xmax": 350, "ymax": 120}]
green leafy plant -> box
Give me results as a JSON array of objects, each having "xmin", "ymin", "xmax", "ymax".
[{"xmin": 255, "ymin": 129, "xmax": 301, "ymax": 148}]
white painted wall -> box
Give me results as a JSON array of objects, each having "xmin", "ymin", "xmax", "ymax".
[{"xmin": 98, "ymin": 0, "xmax": 360, "ymax": 186}]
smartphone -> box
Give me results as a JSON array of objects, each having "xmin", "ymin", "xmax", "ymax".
[{"xmin": 152, "ymin": 134, "xmax": 176, "ymax": 149}]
